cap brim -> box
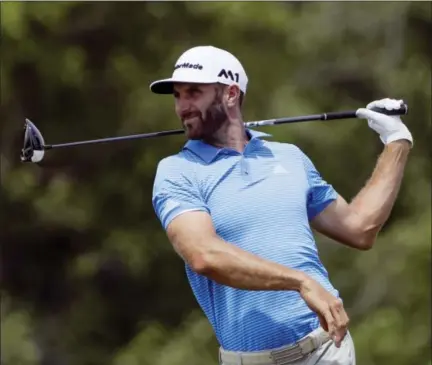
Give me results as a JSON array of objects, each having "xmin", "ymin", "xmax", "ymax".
[
  {"xmin": 150, "ymin": 77, "xmax": 220, "ymax": 94},
  {"xmin": 150, "ymin": 78, "xmax": 176, "ymax": 94}
]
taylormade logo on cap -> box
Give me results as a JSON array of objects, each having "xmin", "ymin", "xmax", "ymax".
[
  {"xmin": 174, "ymin": 62, "xmax": 203, "ymax": 70},
  {"xmin": 150, "ymin": 45, "xmax": 248, "ymax": 95}
]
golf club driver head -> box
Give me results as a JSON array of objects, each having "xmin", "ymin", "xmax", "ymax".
[{"xmin": 21, "ymin": 119, "xmax": 45, "ymax": 163}]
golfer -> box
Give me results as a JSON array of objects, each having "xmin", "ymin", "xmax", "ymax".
[{"xmin": 150, "ymin": 46, "xmax": 412, "ymax": 365}]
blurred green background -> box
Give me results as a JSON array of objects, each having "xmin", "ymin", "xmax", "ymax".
[{"xmin": 1, "ymin": 2, "xmax": 430, "ymax": 365}]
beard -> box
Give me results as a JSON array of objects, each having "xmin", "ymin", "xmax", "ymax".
[{"xmin": 182, "ymin": 93, "xmax": 228, "ymax": 141}]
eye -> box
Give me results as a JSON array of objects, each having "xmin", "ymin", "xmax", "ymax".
[
  {"xmin": 190, "ymin": 88, "xmax": 202, "ymax": 96},
  {"xmin": 173, "ymin": 91, "xmax": 180, "ymax": 99}
]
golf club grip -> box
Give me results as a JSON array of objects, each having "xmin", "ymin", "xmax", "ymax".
[
  {"xmin": 324, "ymin": 103, "xmax": 408, "ymax": 120},
  {"xmin": 371, "ymin": 104, "xmax": 408, "ymax": 115}
]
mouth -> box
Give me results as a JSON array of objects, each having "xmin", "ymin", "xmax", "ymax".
[{"xmin": 183, "ymin": 116, "xmax": 200, "ymax": 127}]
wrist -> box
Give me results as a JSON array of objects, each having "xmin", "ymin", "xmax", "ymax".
[
  {"xmin": 291, "ymin": 271, "xmax": 313, "ymax": 292},
  {"xmin": 384, "ymin": 127, "xmax": 413, "ymax": 148},
  {"xmin": 385, "ymin": 139, "xmax": 412, "ymax": 153}
]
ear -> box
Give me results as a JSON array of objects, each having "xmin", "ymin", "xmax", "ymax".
[{"xmin": 225, "ymin": 85, "xmax": 241, "ymax": 108}]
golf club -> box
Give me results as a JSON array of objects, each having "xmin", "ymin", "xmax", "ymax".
[{"xmin": 20, "ymin": 104, "xmax": 408, "ymax": 163}]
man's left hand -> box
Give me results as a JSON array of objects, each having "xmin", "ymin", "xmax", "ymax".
[{"xmin": 356, "ymin": 98, "xmax": 413, "ymax": 147}]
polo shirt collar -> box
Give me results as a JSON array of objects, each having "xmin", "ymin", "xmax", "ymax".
[{"xmin": 183, "ymin": 129, "xmax": 272, "ymax": 163}]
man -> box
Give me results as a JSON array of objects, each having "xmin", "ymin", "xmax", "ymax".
[{"xmin": 150, "ymin": 45, "xmax": 413, "ymax": 365}]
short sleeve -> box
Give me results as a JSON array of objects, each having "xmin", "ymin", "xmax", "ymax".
[
  {"xmin": 152, "ymin": 157, "xmax": 210, "ymax": 230},
  {"xmin": 299, "ymin": 150, "xmax": 338, "ymax": 220}
]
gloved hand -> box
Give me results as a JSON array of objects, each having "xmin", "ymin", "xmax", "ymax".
[{"xmin": 356, "ymin": 98, "xmax": 413, "ymax": 147}]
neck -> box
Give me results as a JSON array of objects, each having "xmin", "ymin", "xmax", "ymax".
[{"xmin": 204, "ymin": 117, "xmax": 248, "ymax": 152}]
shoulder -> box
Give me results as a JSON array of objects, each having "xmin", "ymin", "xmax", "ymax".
[
  {"xmin": 154, "ymin": 150, "xmax": 199, "ymax": 186},
  {"xmin": 156, "ymin": 150, "xmax": 195, "ymax": 171},
  {"xmin": 262, "ymin": 140, "xmax": 308, "ymax": 159},
  {"xmin": 156, "ymin": 153, "xmax": 183, "ymax": 171},
  {"xmin": 262, "ymin": 140, "xmax": 319, "ymax": 174}
]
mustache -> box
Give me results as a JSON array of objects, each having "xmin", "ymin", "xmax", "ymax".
[{"xmin": 180, "ymin": 111, "xmax": 202, "ymax": 121}]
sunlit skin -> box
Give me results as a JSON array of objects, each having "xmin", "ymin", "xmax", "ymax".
[{"xmin": 173, "ymin": 82, "xmax": 248, "ymax": 153}]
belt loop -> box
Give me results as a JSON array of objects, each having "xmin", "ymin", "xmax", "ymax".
[
  {"xmin": 237, "ymin": 353, "xmax": 243, "ymax": 365},
  {"xmin": 312, "ymin": 327, "xmax": 328, "ymax": 351},
  {"xmin": 311, "ymin": 332, "xmax": 320, "ymax": 350}
]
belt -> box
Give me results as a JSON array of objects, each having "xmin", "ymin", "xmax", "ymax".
[{"xmin": 219, "ymin": 327, "xmax": 331, "ymax": 365}]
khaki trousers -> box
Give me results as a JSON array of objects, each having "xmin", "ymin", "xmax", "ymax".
[{"xmin": 219, "ymin": 328, "xmax": 356, "ymax": 365}]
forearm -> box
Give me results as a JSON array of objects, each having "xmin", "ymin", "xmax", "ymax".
[
  {"xmin": 350, "ymin": 140, "xmax": 410, "ymax": 238},
  {"xmin": 197, "ymin": 236, "xmax": 308, "ymax": 292}
]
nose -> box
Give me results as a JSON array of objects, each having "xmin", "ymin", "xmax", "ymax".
[{"xmin": 175, "ymin": 96, "xmax": 193, "ymax": 115}]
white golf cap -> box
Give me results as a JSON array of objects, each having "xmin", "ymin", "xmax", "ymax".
[{"xmin": 149, "ymin": 45, "xmax": 248, "ymax": 94}]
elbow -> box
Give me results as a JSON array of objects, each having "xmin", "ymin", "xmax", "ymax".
[
  {"xmin": 189, "ymin": 252, "xmax": 214, "ymax": 275},
  {"xmin": 354, "ymin": 229, "xmax": 378, "ymax": 251},
  {"xmin": 356, "ymin": 237, "xmax": 375, "ymax": 250},
  {"xmin": 183, "ymin": 236, "xmax": 222, "ymax": 275},
  {"xmin": 344, "ymin": 214, "xmax": 379, "ymax": 250}
]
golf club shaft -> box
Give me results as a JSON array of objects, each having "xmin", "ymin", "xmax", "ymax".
[
  {"xmin": 44, "ymin": 129, "xmax": 185, "ymax": 149},
  {"xmin": 43, "ymin": 105, "xmax": 407, "ymax": 150}
]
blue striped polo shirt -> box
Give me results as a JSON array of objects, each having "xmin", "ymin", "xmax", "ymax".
[{"xmin": 152, "ymin": 129, "xmax": 340, "ymax": 352}]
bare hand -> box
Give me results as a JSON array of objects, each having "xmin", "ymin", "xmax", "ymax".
[{"xmin": 299, "ymin": 278, "xmax": 349, "ymax": 348}]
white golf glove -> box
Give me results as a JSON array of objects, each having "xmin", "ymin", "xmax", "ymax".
[{"xmin": 356, "ymin": 98, "xmax": 413, "ymax": 147}]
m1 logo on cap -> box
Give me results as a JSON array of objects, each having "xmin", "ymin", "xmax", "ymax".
[
  {"xmin": 218, "ymin": 69, "xmax": 240, "ymax": 83},
  {"xmin": 174, "ymin": 62, "xmax": 203, "ymax": 70}
]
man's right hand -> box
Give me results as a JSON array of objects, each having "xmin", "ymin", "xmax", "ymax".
[{"xmin": 299, "ymin": 278, "xmax": 349, "ymax": 348}]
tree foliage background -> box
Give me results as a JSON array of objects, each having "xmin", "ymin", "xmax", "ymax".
[{"xmin": 1, "ymin": 2, "xmax": 430, "ymax": 365}]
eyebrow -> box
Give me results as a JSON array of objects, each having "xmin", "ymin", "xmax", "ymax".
[
  {"xmin": 187, "ymin": 86, "xmax": 202, "ymax": 92},
  {"xmin": 174, "ymin": 86, "xmax": 203, "ymax": 94}
]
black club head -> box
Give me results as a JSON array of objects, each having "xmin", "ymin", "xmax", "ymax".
[{"xmin": 20, "ymin": 119, "xmax": 46, "ymax": 163}]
